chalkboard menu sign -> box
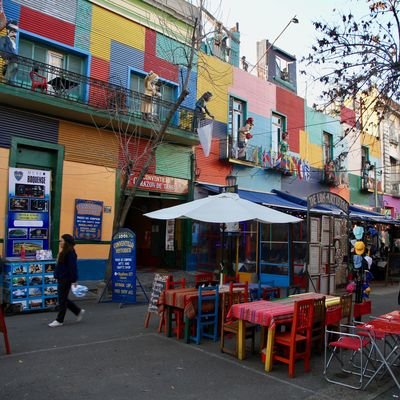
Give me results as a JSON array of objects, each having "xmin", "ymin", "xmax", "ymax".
[
  {"xmin": 147, "ymin": 273, "xmax": 169, "ymax": 313},
  {"xmin": 388, "ymin": 253, "xmax": 400, "ymax": 283},
  {"xmin": 111, "ymin": 229, "xmax": 136, "ymax": 304}
]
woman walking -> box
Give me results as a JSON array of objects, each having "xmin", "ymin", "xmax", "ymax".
[{"xmin": 49, "ymin": 234, "xmax": 85, "ymax": 327}]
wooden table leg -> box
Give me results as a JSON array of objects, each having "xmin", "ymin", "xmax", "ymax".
[
  {"xmin": 166, "ymin": 306, "xmax": 173, "ymax": 337},
  {"xmin": 264, "ymin": 325, "xmax": 275, "ymax": 372},
  {"xmin": 238, "ymin": 319, "xmax": 245, "ymax": 360},
  {"xmin": 184, "ymin": 316, "xmax": 190, "ymax": 343}
]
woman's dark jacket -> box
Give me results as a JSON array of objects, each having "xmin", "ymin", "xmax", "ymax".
[{"xmin": 54, "ymin": 250, "xmax": 78, "ymax": 282}]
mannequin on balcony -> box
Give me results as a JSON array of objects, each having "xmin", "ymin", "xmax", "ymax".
[
  {"xmin": 141, "ymin": 70, "xmax": 159, "ymax": 120},
  {"xmin": 0, "ymin": 20, "xmax": 18, "ymax": 84},
  {"xmin": 193, "ymin": 91, "xmax": 214, "ymax": 132},
  {"xmin": 238, "ymin": 117, "xmax": 254, "ymax": 160}
]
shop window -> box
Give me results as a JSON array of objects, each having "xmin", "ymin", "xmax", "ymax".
[
  {"xmin": 259, "ymin": 224, "xmax": 289, "ymax": 276},
  {"xmin": 237, "ymin": 221, "xmax": 257, "ymax": 274}
]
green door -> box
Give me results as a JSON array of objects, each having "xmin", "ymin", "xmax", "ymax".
[{"xmin": 10, "ymin": 138, "xmax": 64, "ymax": 256}]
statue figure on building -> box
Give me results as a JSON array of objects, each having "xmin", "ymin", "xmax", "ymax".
[
  {"xmin": 237, "ymin": 117, "xmax": 254, "ymax": 160},
  {"xmin": 241, "ymin": 56, "xmax": 249, "ymax": 72},
  {"xmin": 141, "ymin": 70, "xmax": 159, "ymax": 120},
  {"xmin": 0, "ymin": 20, "xmax": 19, "ymax": 85},
  {"xmin": 324, "ymin": 159, "xmax": 336, "ymax": 185},
  {"xmin": 193, "ymin": 91, "xmax": 214, "ymax": 132}
]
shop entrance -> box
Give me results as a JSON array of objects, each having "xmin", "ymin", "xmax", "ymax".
[{"xmin": 125, "ymin": 196, "xmax": 185, "ymax": 269}]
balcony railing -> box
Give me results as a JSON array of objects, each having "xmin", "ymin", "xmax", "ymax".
[{"xmin": 0, "ymin": 52, "xmax": 196, "ymax": 132}]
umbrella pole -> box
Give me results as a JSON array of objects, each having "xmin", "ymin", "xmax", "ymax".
[{"xmin": 219, "ymin": 223, "xmax": 226, "ymax": 286}]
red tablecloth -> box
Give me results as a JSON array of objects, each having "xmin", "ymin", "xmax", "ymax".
[{"xmin": 227, "ymin": 293, "xmax": 329, "ymax": 328}]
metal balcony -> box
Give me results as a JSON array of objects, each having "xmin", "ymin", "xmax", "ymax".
[{"xmin": 0, "ymin": 53, "xmax": 198, "ymax": 144}]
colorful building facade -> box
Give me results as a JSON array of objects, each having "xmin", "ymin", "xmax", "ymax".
[{"xmin": 0, "ymin": 0, "xmax": 398, "ymax": 286}]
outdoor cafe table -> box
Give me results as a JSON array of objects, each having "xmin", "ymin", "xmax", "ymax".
[
  {"xmin": 227, "ymin": 293, "xmax": 340, "ymax": 372},
  {"xmin": 361, "ymin": 312, "xmax": 400, "ymax": 390},
  {"xmin": 162, "ymin": 285, "xmax": 245, "ymax": 342}
]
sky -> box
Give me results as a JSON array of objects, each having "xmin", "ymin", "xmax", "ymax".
[{"xmin": 205, "ymin": 0, "xmax": 369, "ymax": 105}]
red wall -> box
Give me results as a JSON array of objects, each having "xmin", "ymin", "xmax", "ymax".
[
  {"xmin": 144, "ymin": 29, "xmax": 178, "ymax": 83},
  {"xmin": 19, "ymin": 6, "xmax": 75, "ymax": 47},
  {"xmin": 195, "ymin": 139, "xmax": 231, "ymax": 186},
  {"xmin": 276, "ymin": 86, "xmax": 304, "ymax": 154}
]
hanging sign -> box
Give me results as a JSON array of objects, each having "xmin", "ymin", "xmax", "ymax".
[
  {"xmin": 7, "ymin": 168, "xmax": 51, "ymax": 258},
  {"xmin": 112, "ymin": 229, "xmax": 136, "ymax": 304}
]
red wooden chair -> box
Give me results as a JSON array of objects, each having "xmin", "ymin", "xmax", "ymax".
[
  {"xmin": 165, "ymin": 276, "xmax": 186, "ymax": 339},
  {"xmin": 311, "ymin": 296, "xmax": 326, "ymax": 353},
  {"xmin": 353, "ymin": 300, "xmax": 372, "ymax": 322},
  {"xmin": 29, "ymin": 68, "xmax": 48, "ymax": 93},
  {"xmin": 272, "ymin": 299, "xmax": 314, "ymax": 378}
]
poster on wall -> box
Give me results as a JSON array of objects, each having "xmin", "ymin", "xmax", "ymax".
[
  {"xmin": 7, "ymin": 168, "xmax": 51, "ymax": 258},
  {"xmin": 165, "ymin": 220, "xmax": 175, "ymax": 251},
  {"xmin": 73, "ymin": 199, "xmax": 103, "ymax": 240}
]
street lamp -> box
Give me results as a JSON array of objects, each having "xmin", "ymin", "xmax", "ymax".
[
  {"xmin": 224, "ymin": 174, "xmax": 238, "ymax": 193},
  {"xmin": 249, "ymin": 15, "xmax": 299, "ymax": 76}
]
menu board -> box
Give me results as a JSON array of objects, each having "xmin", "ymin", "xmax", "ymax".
[
  {"xmin": 147, "ymin": 273, "xmax": 170, "ymax": 313},
  {"xmin": 321, "ymin": 216, "xmax": 331, "ymax": 246},
  {"xmin": 7, "ymin": 168, "xmax": 51, "ymax": 257},
  {"xmin": 112, "ymin": 229, "xmax": 136, "ymax": 304}
]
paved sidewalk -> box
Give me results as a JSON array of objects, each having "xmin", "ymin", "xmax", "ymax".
[{"xmin": 0, "ymin": 281, "xmax": 399, "ymax": 400}]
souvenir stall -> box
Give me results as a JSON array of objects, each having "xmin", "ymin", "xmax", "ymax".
[{"xmin": 2, "ymin": 167, "xmax": 56, "ymax": 312}]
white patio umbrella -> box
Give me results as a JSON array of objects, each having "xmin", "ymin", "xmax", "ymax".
[
  {"xmin": 144, "ymin": 192, "xmax": 302, "ymax": 284},
  {"xmin": 144, "ymin": 192, "xmax": 302, "ymax": 224}
]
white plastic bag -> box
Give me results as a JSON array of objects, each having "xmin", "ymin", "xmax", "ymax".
[{"xmin": 71, "ymin": 284, "xmax": 88, "ymax": 297}]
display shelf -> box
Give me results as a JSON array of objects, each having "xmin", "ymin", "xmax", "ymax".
[{"xmin": 3, "ymin": 259, "xmax": 57, "ymax": 312}]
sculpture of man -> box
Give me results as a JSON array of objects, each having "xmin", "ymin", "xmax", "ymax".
[
  {"xmin": 237, "ymin": 117, "xmax": 254, "ymax": 159},
  {"xmin": 193, "ymin": 91, "xmax": 214, "ymax": 131},
  {"xmin": 141, "ymin": 70, "xmax": 159, "ymax": 120}
]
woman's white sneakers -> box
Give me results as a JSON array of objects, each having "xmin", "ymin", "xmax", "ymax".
[
  {"xmin": 76, "ymin": 309, "xmax": 85, "ymax": 322},
  {"xmin": 48, "ymin": 320, "xmax": 63, "ymax": 328},
  {"xmin": 48, "ymin": 310, "xmax": 85, "ymax": 327}
]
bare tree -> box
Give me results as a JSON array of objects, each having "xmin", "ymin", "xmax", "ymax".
[
  {"xmin": 303, "ymin": 0, "xmax": 400, "ymax": 118},
  {"xmin": 93, "ymin": 0, "xmax": 226, "ymax": 282}
]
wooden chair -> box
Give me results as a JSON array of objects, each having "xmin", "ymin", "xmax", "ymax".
[
  {"xmin": 272, "ymin": 299, "xmax": 314, "ymax": 378},
  {"xmin": 165, "ymin": 276, "xmax": 186, "ymax": 339},
  {"xmin": 220, "ymin": 282, "xmax": 256, "ymax": 357},
  {"xmin": 189, "ymin": 285, "xmax": 219, "ymax": 344},
  {"xmin": 340, "ymin": 293, "xmax": 353, "ymax": 325},
  {"xmin": 311, "ymin": 296, "xmax": 326, "ymax": 353},
  {"xmin": 195, "ymin": 271, "xmax": 216, "ymax": 288},
  {"xmin": 29, "ymin": 68, "xmax": 47, "ymax": 93}
]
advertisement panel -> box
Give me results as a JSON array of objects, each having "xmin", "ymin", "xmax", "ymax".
[{"xmin": 7, "ymin": 168, "xmax": 51, "ymax": 258}]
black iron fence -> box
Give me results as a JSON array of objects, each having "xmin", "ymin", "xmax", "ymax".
[{"xmin": 0, "ymin": 52, "xmax": 196, "ymax": 132}]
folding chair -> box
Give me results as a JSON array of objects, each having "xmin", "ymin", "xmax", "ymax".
[{"xmin": 324, "ymin": 323, "xmax": 375, "ymax": 389}]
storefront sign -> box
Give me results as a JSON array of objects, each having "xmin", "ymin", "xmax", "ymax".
[
  {"xmin": 73, "ymin": 199, "xmax": 103, "ymax": 240},
  {"xmin": 7, "ymin": 168, "xmax": 51, "ymax": 257},
  {"xmin": 112, "ymin": 229, "xmax": 136, "ymax": 304},
  {"xmin": 128, "ymin": 173, "xmax": 188, "ymax": 194},
  {"xmin": 308, "ymin": 191, "xmax": 349, "ymax": 214}
]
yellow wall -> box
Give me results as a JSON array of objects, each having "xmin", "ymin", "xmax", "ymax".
[
  {"xmin": 60, "ymin": 161, "xmax": 116, "ymax": 259},
  {"xmin": 91, "ymin": 4, "xmax": 146, "ymax": 61},
  {"xmin": 307, "ymin": 143, "xmax": 324, "ymax": 169},
  {"xmin": 0, "ymin": 148, "xmax": 9, "ymax": 255},
  {"xmin": 197, "ymin": 53, "xmax": 233, "ymax": 124}
]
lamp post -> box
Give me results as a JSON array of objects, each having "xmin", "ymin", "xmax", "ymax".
[
  {"xmin": 249, "ymin": 15, "xmax": 299, "ymax": 76},
  {"xmin": 225, "ymin": 174, "xmax": 238, "ymax": 193}
]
